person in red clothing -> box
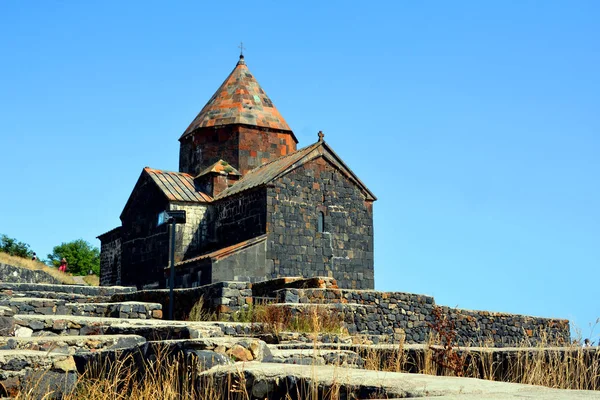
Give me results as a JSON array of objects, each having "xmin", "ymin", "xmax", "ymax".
[{"xmin": 58, "ymin": 258, "xmax": 68, "ymax": 273}]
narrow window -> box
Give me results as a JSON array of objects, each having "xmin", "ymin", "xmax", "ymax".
[{"xmin": 317, "ymin": 211, "xmax": 325, "ymax": 233}]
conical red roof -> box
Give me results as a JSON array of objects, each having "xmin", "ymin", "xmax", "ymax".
[{"xmin": 181, "ymin": 56, "xmax": 292, "ymax": 138}]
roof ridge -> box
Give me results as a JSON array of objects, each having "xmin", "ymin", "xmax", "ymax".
[
  {"xmin": 242, "ymin": 141, "xmax": 321, "ymax": 176},
  {"xmin": 144, "ymin": 166, "xmax": 194, "ymax": 179}
]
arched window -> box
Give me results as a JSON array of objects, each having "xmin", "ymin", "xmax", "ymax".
[{"xmin": 317, "ymin": 211, "xmax": 325, "ymax": 233}]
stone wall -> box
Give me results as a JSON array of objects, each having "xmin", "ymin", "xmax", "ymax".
[
  {"xmin": 215, "ymin": 188, "xmax": 266, "ymax": 247},
  {"xmin": 120, "ymin": 173, "xmax": 170, "ymax": 288},
  {"xmin": 277, "ymin": 288, "xmax": 432, "ymax": 343},
  {"xmin": 4, "ymin": 298, "xmax": 162, "ymax": 319},
  {"xmin": 274, "ymin": 287, "xmax": 570, "ymax": 347},
  {"xmin": 98, "ymin": 227, "xmax": 122, "ymax": 286},
  {"xmin": 170, "ymin": 202, "xmax": 212, "ymax": 261},
  {"xmin": 0, "ymin": 263, "xmax": 60, "ymax": 285},
  {"xmin": 267, "ymin": 157, "xmax": 374, "ymax": 289},
  {"xmin": 211, "ymin": 238, "xmax": 270, "ymax": 284},
  {"xmin": 112, "ymin": 281, "xmax": 251, "ymax": 321},
  {"xmin": 179, "ymin": 125, "xmax": 297, "ymax": 177},
  {"xmin": 437, "ymin": 306, "xmax": 571, "ymax": 347}
]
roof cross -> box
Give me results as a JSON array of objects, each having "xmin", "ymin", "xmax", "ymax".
[{"xmin": 238, "ymin": 41, "xmax": 246, "ymax": 57}]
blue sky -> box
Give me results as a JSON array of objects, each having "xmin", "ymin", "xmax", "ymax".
[{"xmin": 1, "ymin": 1, "xmax": 598, "ymax": 340}]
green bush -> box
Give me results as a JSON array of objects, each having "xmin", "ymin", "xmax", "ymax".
[
  {"xmin": 47, "ymin": 239, "xmax": 100, "ymax": 276},
  {"xmin": 0, "ymin": 234, "xmax": 33, "ymax": 259}
]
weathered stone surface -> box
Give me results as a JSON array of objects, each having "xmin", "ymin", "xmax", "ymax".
[
  {"xmin": 23, "ymin": 370, "xmax": 77, "ymax": 399},
  {"xmin": 226, "ymin": 344, "xmax": 253, "ymax": 361},
  {"xmin": 12, "ymin": 314, "xmax": 224, "ymax": 340},
  {"xmin": 0, "ymin": 282, "xmax": 135, "ymax": 297},
  {"xmin": 200, "ymin": 362, "xmax": 599, "ymax": 399},
  {"xmin": 186, "ymin": 350, "xmax": 232, "ymax": 371},
  {"xmin": 14, "ymin": 326, "xmax": 32, "ymax": 338},
  {"xmin": 0, "ymin": 316, "xmax": 15, "ymax": 336},
  {"xmin": 270, "ymin": 349, "xmax": 363, "ymax": 367},
  {"xmin": 53, "ymin": 356, "xmax": 76, "ymax": 372},
  {"xmin": 0, "ymin": 335, "xmax": 146, "ymax": 355}
]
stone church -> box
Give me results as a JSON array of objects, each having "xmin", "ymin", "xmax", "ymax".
[{"xmin": 98, "ymin": 55, "xmax": 376, "ymax": 290}]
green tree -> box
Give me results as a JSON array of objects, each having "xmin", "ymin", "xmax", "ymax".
[
  {"xmin": 47, "ymin": 239, "xmax": 100, "ymax": 276},
  {"xmin": 0, "ymin": 234, "xmax": 34, "ymax": 258}
]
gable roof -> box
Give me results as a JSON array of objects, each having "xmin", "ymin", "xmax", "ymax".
[
  {"xmin": 215, "ymin": 141, "xmax": 376, "ymax": 201},
  {"xmin": 181, "ymin": 56, "xmax": 292, "ymax": 139},
  {"xmin": 121, "ymin": 167, "xmax": 212, "ymax": 219},
  {"xmin": 196, "ymin": 159, "xmax": 241, "ymax": 178},
  {"xmin": 144, "ymin": 167, "xmax": 213, "ymax": 203}
]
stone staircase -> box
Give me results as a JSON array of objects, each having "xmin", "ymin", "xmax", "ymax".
[
  {"xmin": 0, "ymin": 278, "xmax": 380, "ymax": 397},
  {"xmin": 0, "ymin": 279, "xmax": 594, "ymax": 399},
  {"xmin": 0, "ymin": 281, "xmax": 293, "ymax": 397}
]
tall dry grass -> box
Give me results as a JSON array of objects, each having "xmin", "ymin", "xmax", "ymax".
[
  {"xmin": 0, "ymin": 252, "xmax": 75, "ymax": 284},
  {"xmin": 362, "ymin": 334, "xmax": 600, "ymax": 391}
]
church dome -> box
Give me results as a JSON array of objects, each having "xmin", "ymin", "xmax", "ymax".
[{"xmin": 181, "ymin": 55, "xmax": 292, "ymax": 138}]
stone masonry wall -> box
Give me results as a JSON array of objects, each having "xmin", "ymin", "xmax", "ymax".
[
  {"xmin": 4, "ymin": 298, "xmax": 162, "ymax": 319},
  {"xmin": 112, "ymin": 281, "xmax": 251, "ymax": 321},
  {"xmin": 0, "ymin": 263, "xmax": 60, "ymax": 285},
  {"xmin": 215, "ymin": 188, "xmax": 266, "ymax": 248},
  {"xmin": 277, "ymin": 288, "xmax": 432, "ymax": 343},
  {"xmin": 170, "ymin": 202, "xmax": 212, "ymax": 261},
  {"xmin": 237, "ymin": 126, "xmax": 296, "ymax": 175},
  {"xmin": 99, "ymin": 227, "xmax": 121, "ymax": 286},
  {"xmin": 437, "ymin": 306, "xmax": 571, "ymax": 346},
  {"xmin": 276, "ymin": 288, "xmax": 570, "ymax": 347},
  {"xmin": 179, "ymin": 125, "xmax": 297, "ymax": 177},
  {"xmin": 267, "ymin": 157, "xmax": 374, "ymax": 289},
  {"xmin": 120, "ymin": 173, "xmax": 170, "ymax": 288}
]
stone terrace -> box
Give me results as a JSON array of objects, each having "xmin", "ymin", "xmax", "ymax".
[{"xmin": 0, "ymin": 277, "xmax": 591, "ymax": 398}]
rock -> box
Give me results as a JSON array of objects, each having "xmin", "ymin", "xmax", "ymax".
[
  {"xmin": 0, "ymin": 316, "xmax": 15, "ymax": 336},
  {"xmin": 214, "ymin": 345, "xmax": 227, "ymax": 354},
  {"xmin": 152, "ymin": 309, "xmax": 162, "ymax": 319},
  {"xmin": 53, "ymin": 356, "xmax": 77, "ymax": 372},
  {"xmin": 248, "ymin": 339, "xmax": 273, "ymax": 362},
  {"xmin": 187, "ymin": 350, "xmax": 232, "ymax": 372},
  {"xmin": 23, "ymin": 370, "xmax": 77, "ymax": 399},
  {"xmin": 28, "ymin": 320, "xmax": 45, "ymax": 330},
  {"xmin": 52, "ymin": 319, "xmax": 68, "ymax": 331},
  {"xmin": 226, "ymin": 344, "xmax": 253, "ymax": 362},
  {"xmin": 251, "ymin": 378, "xmax": 276, "ymax": 399},
  {"xmin": 201, "ymin": 362, "xmax": 599, "ymax": 400},
  {"xmin": 0, "ymin": 339, "xmax": 17, "ymax": 350},
  {"xmin": 14, "ymin": 326, "xmax": 33, "ymax": 337}
]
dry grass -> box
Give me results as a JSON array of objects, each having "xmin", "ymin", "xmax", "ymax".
[
  {"xmin": 13, "ymin": 346, "xmax": 346, "ymax": 400},
  {"xmin": 188, "ymin": 296, "xmax": 217, "ymax": 322},
  {"xmin": 0, "ymin": 252, "xmax": 75, "ymax": 285},
  {"xmin": 233, "ymin": 303, "xmax": 346, "ymax": 336},
  {"xmin": 83, "ymin": 274, "xmax": 100, "ymax": 286},
  {"xmin": 361, "ymin": 334, "xmax": 600, "ymax": 391}
]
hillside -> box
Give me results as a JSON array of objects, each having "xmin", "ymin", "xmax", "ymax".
[{"xmin": 0, "ymin": 252, "xmax": 75, "ymax": 285}]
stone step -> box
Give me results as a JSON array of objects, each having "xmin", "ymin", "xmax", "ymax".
[
  {"xmin": 5, "ymin": 290, "xmax": 106, "ymax": 303},
  {"xmin": 146, "ymin": 336, "xmax": 273, "ymax": 362},
  {"xmin": 0, "ymin": 349, "xmax": 78, "ymax": 398},
  {"xmin": 2, "ymin": 298, "xmax": 162, "ymax": 319},
  {"xmin": 0, "ymin": 282, "xmax": 135, "ymax": 297},
  {"xmin": 0, "ymin": 334, "xmax": 146, "ymax": 354},
  {"xmin": 12, "ymin": 314, "xmax": 224, "ymax": 340},
  {"xmin": 269, "ymin": 348, "xmax": 363, "ymax": 367},
  {"xmin": 200, "ymin": 362, "xmax": 597, "ymax": 400}
]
